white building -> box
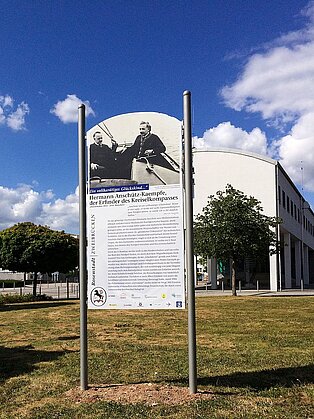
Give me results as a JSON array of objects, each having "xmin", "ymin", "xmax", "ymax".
[
  {"xmin": 193, "ymin": 148, "xmax": 314, "ymax": 291},
  {"xmin": 0, "ymin": 268, "xmax": 25, "ymax": 281}
]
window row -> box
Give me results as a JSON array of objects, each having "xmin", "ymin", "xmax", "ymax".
[{"xmin": 278, "ymin": 186, "xmax": 314, "ymax": 236}]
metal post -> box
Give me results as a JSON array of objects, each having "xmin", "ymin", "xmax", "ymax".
[
  {"xmin": 79, "ymin": 104, "xmax": 88, "ymax": 390},
  {"xmin": 66, "ymin": 279, "xmax": 69, "ymax": 299},
  {"xmin": 257, "ymin": 280, "xmax": 259, "ymax": 292},
  {"xmin": 239, "ymin": 280, "xmax": 241, "ymax": 293},
  {"xmin": 183, "ymin": 90, "xmax": 197, "ymax": 394},
  {"xmin": 300, "ymin": 201, "xmax": 304, "ymax": 293}
]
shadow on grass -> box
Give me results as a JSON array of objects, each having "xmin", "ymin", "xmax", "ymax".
[
  {"xmin": 0, "ymin": 301, "xmax": 75, "ymax": 312},
  {"xmin": 171, "ymin": 364, "xmax": 314, "ymax": 390},
  {"xmin": 0, "ymin": 345, "xmax": 69, "ymax": 382}
]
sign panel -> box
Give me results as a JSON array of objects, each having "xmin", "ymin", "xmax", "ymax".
[{"xmin": 87, "ymin": 112, "xmax": 185, "ymax": 309}]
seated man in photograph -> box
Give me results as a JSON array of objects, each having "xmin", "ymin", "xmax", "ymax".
[
  {"xmin": 119, "ymin": 121, "xmax": 166, "ymax": 178},
  {"xmin": 128, "ymin": 121, "xmax": 166, "ymax": 159},
  {"xmin": 90, "ymin": 131, "xmax": 120, "ymax": 179}
]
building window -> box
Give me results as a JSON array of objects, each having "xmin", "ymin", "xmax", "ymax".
[
  {"xmin": 298, "ymin": 209, "xmax": 300, "ymax": 223},
  {"xmin": 282, "ymin": 190, "xmax": 286, "ymax": 208},
  {"xmin": 287, "ymin": 196, "xmax": 290, "ymax": 213},
  {"xmin": 294, "ymin": 204, "xmax": 297, "ymax": 220},
  {"xmin": 291, "ymin": 201, "xmax": 293, "ymax": 217},
  {"xmin": 278, "ymin": 186, "xmax": 281, "ymax": 205}
]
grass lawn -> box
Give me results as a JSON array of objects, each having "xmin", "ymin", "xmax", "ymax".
[{"xmin": 0, "ymin": 296, "xmax": 313, "ymax": 418}]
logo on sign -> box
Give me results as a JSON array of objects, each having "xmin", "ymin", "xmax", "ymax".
[{"xmin": 90, "ymin": 287, "xmax": 107, "ymax": 306}]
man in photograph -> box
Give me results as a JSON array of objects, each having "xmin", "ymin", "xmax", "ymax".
[
  {"xmin": 90, "ymin": 131, "xmax": 120, "ymax": 179},
  {"xmin": 119, "ymin": 121, "xmax": 167, "ymax": 179},
  {"xmin": 127, "ymin": 121, "xmax": 166, "ymax": 159}
]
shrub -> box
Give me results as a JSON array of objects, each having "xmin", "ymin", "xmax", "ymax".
[{"xmin": 0, "ymin": 293, "xmax": 53, "ymax": 306}]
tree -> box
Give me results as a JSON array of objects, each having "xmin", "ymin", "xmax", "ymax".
[
  {"xmin": 0, "ymin": 222, "xmax": 79, "ymax": 296},
  {"xmin": 194, "ymin": 185, "xmax": 281, "ymax": 296}
]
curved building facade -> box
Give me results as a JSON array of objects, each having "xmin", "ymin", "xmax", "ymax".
[{"xmin": 193, "ymin": 148, "xmax": 314, "ymax": 291}]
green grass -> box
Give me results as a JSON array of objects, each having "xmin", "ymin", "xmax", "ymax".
[{"xmin": 0, "ymin": 296, "xmax": 313, "ymax": 418}]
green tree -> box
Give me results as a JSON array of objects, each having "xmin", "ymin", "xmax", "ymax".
[
  {"xmin": 0, "ymin": 222, "xmax": 79, "ymax": 296},
  {"xmin": 194, "ymin": 185, "xmax": 280, "ymax": 296}
]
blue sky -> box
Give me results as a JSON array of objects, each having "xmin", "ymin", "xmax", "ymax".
[{"xmin": 1, "ymin": 0, "xmax": 314, "ymax": 233}]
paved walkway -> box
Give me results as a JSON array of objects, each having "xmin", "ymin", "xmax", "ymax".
[
  {"xmin": 195, "ymin": 288, "xmax": 314, "ymax": 297},
  {"xmin": 1, "ymin": 283, "xmax": 313, "ymax": 300}
]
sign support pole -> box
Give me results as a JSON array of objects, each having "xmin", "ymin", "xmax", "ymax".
[
  {"xmin": 183, "ymin": 90, "xmax": 197, "ymax": 394},
  {"xmin": 78, "ymin": 104, "xmax": 88, "ymax": 390}
]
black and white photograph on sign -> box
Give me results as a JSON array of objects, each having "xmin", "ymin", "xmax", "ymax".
[{"xmin": 87, "ymin": 112, "xmax": 181, "ymax": 189}]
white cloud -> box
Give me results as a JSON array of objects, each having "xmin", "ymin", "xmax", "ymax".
[
  {"xmin": 193, "ymin": 122, "xmax": 267, "ymax": 155},
  {"xmin": 275, "ymin": 112, "xmax": 314, "ymax": 191},
  {"xmin": 6, "ymin": 102, "xmax": 30, "ymax": 131},
  {"xmin": 0, "ymin": 184, "xmax": 79, "ymax": 233},
  {"xmin": 221, "ymin": 43, "xmax": 314, "ymax": 122},
  {"xmin": 50, "ymin": 94, "xmax": 95, "ymax": 123},
  {"xmin": 0, "ymin": 95, "xmax": 14, "ymax": 108},
  {"xmin": 0, "ymin": 107, "xmax": 5, "ymax": 125},
  {"xmin": 38, "ymin": 187, "xmax": 79, "ymax": 233},
  {"xmin": 0, "ymin": 95, "xmax": 29, "ymax": 131},
  {"xmin": 219, "ymin": 1, "xmax": 314, "ymax": 193}
]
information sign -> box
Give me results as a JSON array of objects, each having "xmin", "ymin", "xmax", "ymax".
[{"xmin": 87, "ymin": 112, "xmax": 185, "ymax": 309}]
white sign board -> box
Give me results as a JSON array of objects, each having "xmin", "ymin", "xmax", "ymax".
[{"xmin": 87, "ymin": 112, "xmax": 185, "ymax": 309}]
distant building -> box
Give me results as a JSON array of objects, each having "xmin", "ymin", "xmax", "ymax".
[
  {"xmin": 0, "ymin": 269, "xmax": 48, "ymax": 282},
  {"xmin": 193, "ymin": 148, "xmax": 314, "ymax": 291},
  {"xmin": 0, "ymin": 268, "xmax": 26, "ymax": 281}
]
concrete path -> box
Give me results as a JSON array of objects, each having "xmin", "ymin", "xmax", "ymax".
[
  {"xmin": 195, "ymin": 288, "xmax": 314, "ymax": 297},
  {"xmin": 1, "ymin": 283, "xmax": 313, "ymax": 300}
]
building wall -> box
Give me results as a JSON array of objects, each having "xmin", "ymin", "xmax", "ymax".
[
  {"xmin": 0, "ymin": 269, "xmax": 25, "ymax": 281},
  {"xmin": 277, "ymin": 167, "xmax": 314, "ymax": 247},
  {"xmin": 193, "ymin": 148, "xmax": 314, "ymax": 290},
  {"xmin": 277, "ymin": 165, "xmax": 314, "ymax": 288},
  {"xmin": 193, "ymin": 149, "xmax": 277, "ymax": 218}
]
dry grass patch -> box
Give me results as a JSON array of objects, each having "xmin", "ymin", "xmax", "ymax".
[{"xmin": 66, "ymin": 383, "xmax": 213, "ymax": 406}]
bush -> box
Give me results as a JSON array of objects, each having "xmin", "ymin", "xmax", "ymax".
[{"xmin": 0, "ymin": 293, "xmax": 53, "ymax": 306}]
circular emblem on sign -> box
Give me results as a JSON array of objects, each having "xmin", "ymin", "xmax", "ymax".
[{"xmin": 90, "ymin": 287, "xmax": 107, "ymax": 306}]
